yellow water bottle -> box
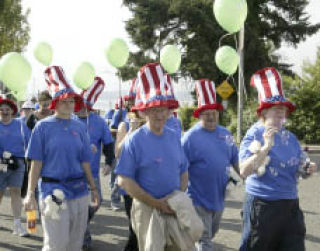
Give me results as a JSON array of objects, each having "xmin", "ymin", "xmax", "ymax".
[{"xmin": 26, "ymin": 210, "xmax": 36, "ymax": 234}]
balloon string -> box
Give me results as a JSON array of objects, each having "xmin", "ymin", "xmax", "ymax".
[{"xmin": 218, "ymin": 33, "xmax": 234, "ymax": 47}]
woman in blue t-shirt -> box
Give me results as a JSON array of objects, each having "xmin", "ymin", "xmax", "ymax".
[
  {"xmin": 239, "ymin": 68, "xmax": 317, "ymax": 251},
  {"xmin": 23, "ymin": 66, "xmax": 99, "ymax": 250},
  {"xmin": 0, "ymin": 97, "xmax": 30, "ymax": 237}
]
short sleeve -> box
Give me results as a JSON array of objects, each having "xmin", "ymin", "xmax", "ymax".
[
  {"xmin": 114, "ymin": 136, "xmax": 137, "ymax": 179},
  {"xmin": 181, "ymin": 132, "xmax": 192, "ymax": 163},
  {"xmin": 239, "ymin": 131, "xmax": 255, "ymax": 162},
  {"xmin": 26, "ymin": 124, "xmax": 44, "ymax": 161},
  {"xmin": 179, "ymin": 149, "xmax": 189, "ymax": 175}
]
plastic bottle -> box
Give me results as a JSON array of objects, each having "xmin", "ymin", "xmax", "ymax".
[{"xmin": 26, "ymin": 210, "xmax": 36, "ymax": 234}]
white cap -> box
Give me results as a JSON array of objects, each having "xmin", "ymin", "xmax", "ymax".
[{"xmin": 22, "ymin": 100, "xmax": 35, "ymax": 109}]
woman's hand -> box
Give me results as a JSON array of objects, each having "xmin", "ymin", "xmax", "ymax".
[
  {"xmin": 263, "ymin": 127, "xmax": 278, "ymax": 149},
  {"xmin": 307, "ymin": 162, "xmax": 318, "ymax": 175}
]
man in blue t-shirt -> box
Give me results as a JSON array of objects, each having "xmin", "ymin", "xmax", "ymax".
[
  {"xmin": 76, "ymin": 76, "xmax": 115, "ymax": 249},
  {"xmin": 182, "ymin": 79, "xmax": 239, "ymax": 251},
  {"xmin": 115, "ymin": 63, "xmax": 188, "ymax": 250}
]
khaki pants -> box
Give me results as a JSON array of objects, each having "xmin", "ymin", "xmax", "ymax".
[
  {"xmin": 131, "ymin": 199, "xmax": 180, "ymax": 251},
  {"xmin": 40, "ymin": 195, "xmax": 89, "ymax": 251}
]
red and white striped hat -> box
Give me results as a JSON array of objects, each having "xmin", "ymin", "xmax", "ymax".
[
  {"xmin": 0, "ymin": 95, "xmax": 17, "ymax": 115},
  {"xmin": 164, "ymin": 73, "xmax": 177, "ymax": 108},
  {"xmin": 250, "ymin": 67, "xmax": 295, "ymax": 115},
  {"xmin": 132, "ymin": 62, "xmax": 179, "ymax": 111},
  {"xmin": 193, "ymin": 79, "xmax": 223, "ymax": 118},
  {"xmin": 124, "ymin": 78, "xmax": 138, "ymax": 101},
  {"xmin": 44, "ymin": 65, "xmax": 82, "ymax": 111},
  {"xmin": 115, "ymin": 96, "xmax": 124, "ymax": 110},
  {"xmin": 80, "ymin": 76, "xmax": 105, "ymax": 111}
]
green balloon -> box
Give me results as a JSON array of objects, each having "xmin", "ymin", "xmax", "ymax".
[
  {"xmin": 105, "ymin": 38, "xmax": 129, "ymax": 68},
  {"xmin": 215, "ymin": 46, "xmax": 240, "ymax": 75},
  {"xmin": 12, "ymin": 89, "xmax": 27, "ymax": 101},
  {"xmin": 214, "ymin": 0, "xmax": 247, "ymax": 33},
  {"xmin": 160, "ymin": 45, "xmax": 181, "ymax": 74},
  {"xmin": 0, "ymin": 52, "xmax": 32, "ymax": 92},
  {"xmin": 73, "ymin": 62, "xmax": 95, "ymax": 90},
  {"xmin": 34, "ymin": 42, "xmax": 53, "ymax": 66}
]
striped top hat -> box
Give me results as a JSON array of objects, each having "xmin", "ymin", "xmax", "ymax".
[
  {"xmin": 124, "ymin": 78, "xmax": 138, "ymax": 101},
  {"xmin": 132, "ymin": 62, "xmax": 179, "ymax": 111},
  {"xmin": 115, "ymin": 96, "xmax": 124, "ymax": 110},
  {"xmin": 44, "ymin": 65, "xmax": 82, "ymax": 112},
  {"xmin": 80, "ymin": 76, "xmax": 105, "ymax": 111},
  {"xmin": 164, "ymin": 73, "xmax": 178, "ymax": 109},
  {"xmin": 250, "ymin": 67, "xmax": 295, "ymax": 115},
  {"xmin": 0, "ymin": 95, "xmax": 17, "ymax": 115},
  {"xmin": 193, "ymin": 79, "xmax": 223, "ymax": 118}
]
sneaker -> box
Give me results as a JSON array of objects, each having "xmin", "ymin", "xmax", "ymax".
[
  {"xmin": 111, "ymin": 201, "xmax": 122, "ymax": 211},
  {"xmin": 13, "ymin": 222, "xmax": 29, "ymax": 237}
]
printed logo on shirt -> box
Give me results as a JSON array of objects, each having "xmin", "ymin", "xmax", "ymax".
[{"xmin": 219, "ymin": 134, "xmax": 235, "ymax": 146}]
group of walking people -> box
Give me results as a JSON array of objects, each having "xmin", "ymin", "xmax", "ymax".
[{"xmin": 0, "ymin": 62, "xmax": 317, "ymax": 251}]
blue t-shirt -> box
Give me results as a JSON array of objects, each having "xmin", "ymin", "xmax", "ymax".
[
  {"xmin": 110, "ymin": 109, "xmax": 128, "ymax": 129},
  {"xmin": 239, "ymin": 121, "xmax": 302, "ymax": 200},
  {"xmin": 115, "ymin": 125, "xmax": 188, "ymax": 199},
  {"xmin": 76, "ymin": 113, "xmax": 113, "ymax": 177},
  {"xmin": 182, "ymin": 123, "xmax": 238, "ymax": 211},
  {"xmin": 0, "ymin": 119, "xmax": 31, "ymax": 158},
  {"xmin": 26, "ymin": 115, "xmax": 92, "ymax": 200},
  {"xmin": 165, "ymin": 115, "xmax": 182, "ymax": 136},
  {"xmin": 105, "ymin": 109, "xmax": 115, "ymax": 120}
]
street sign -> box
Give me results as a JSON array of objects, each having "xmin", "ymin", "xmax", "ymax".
[{"xmin": 216, "ymin": 80, "xmax": 234, "ymax": 100}]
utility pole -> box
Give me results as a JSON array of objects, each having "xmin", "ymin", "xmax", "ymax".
[{"xmin": 237, "ymin": 27, "xmax": 245, "ymax": 144}]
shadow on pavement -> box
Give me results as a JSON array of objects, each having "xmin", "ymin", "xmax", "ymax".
[
  {"xmin": 214, "ymin": 242, "xmax": 238, "ymax": 250},
  {"xmin": 220, "ymin": 218, "xmax": 242, "ymax": 233},
  {"xmin": 90, "ymin": 239, "xmax": 126, "ymax": 251},
  {"xmin": 225, "ymin": 200, "xmax": 243, "ymax": 210},
  {"xmin": 0, "ymin": 242, "xmax": 41, "ymax": 251},
  {"xmin": 306, "ymin": 234, "xmax": 320, "ymax": 244}
]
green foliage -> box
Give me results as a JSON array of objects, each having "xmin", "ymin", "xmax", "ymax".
[
  {"xmin": 121, "ymin": 0, "xmax": 319, "ymax": 94},
  {"xmin": 0, "ymin": 0, "xmax": 30, "ymax": 102},
  {"xmin": 0, "ymin": 0, "xmax": 30, "ymax": 56},
  {"xmin": 284, "ymin": 69, "xmax": 320, "ymax": 144},
  {"xmin": 178, "ymin": 106, "xmax": 198, "ymax": 131}
]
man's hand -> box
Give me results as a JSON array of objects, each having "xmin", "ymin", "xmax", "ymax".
[
  {"xmin": 23, "ymin": 191, "xmax": 37, "ymax": 211},
  {"xmin": 155, "ymin": 196, "xmax": 175, "ymax": 214},
  {"xmin": 91, "ymin": 189, "xmax": 100, "ymax": 209},
  {"xmin": 101, "ymin": 164, "xmax": 112, "ymax": 176}
]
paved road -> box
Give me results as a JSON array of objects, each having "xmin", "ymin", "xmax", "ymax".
[{"xmin": 0, "ymin": 154, "xmax": 319, "ymax": 250}]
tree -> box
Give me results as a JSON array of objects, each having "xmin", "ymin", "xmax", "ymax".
[
  {"xmin": 121, "ymin": 0, "xmax": 319, "ymax": 97},
  {"xmin": 0, "ymin": 0, "xmax": 30, "ymax": 99},
  {"xmin": 0, "ymin": 0, "xmax": 30, "ymax": 57},
  {"xmin": 283, "ymin": 48, "xmax": 320, "ymax": 144}
]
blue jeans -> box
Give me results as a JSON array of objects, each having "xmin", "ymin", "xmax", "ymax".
[
  {"xmin": 195, "ymin": 206, "xmax": 223, "ymax": 251},
  {"xmin": 110, "ymin": 169, "xmax": 121, "ymax": 204},
  {"xmin": 239, "ymin": 193, "xmax": 255, "ymax": 251}
]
